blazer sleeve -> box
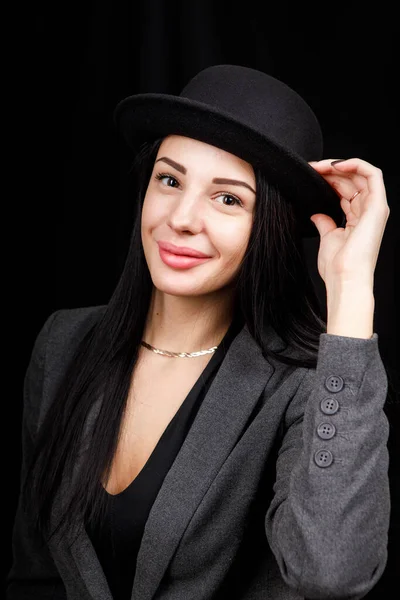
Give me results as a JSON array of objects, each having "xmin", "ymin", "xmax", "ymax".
[
  {"xmin": 6, "ymin": 310, "xmax": 67, "ymax": 600},
  {"xmin": 264, "ymin": 332, "xmax": 390, "ymax": 600}
]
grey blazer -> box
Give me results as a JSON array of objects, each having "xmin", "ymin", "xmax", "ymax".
[{"xmin": 7, "ymin": 305, "xmax": 390, "ymax": 600}]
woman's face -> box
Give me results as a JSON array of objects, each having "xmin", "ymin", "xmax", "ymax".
[{"xmin": 141, "ymin": 135, "xmax": 256, "ymax": 297}]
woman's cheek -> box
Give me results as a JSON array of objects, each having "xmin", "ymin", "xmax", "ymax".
[
  {"xmin": 141, "ymin": 198, "xmax": 165, "ymax": 230},
  {"xmin": 217, "ymin": 219, "xmax": 252, "ymax": 255}
]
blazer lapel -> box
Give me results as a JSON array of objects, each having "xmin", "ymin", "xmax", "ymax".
[
  {"xmin": 60, "ymin": 323, "xmax": 284, "ymax": 600},
  {"xmin": 131, "ymin": 324, "xmax": 282, "ymax": 600}
]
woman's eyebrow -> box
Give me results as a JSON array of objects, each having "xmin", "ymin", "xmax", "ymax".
[
  {"xmin": 155, "ymin": 156, "xmax": 256, "ymax": 194},
  {"xmin": 156, "ymin": 156, "xmax": 186, "ymax": 174},
  {"xmin": 212, "ymin": 178, "xmax": 256, "ymax": 194}
]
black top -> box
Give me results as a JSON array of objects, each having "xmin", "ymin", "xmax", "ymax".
[{"xmin": 86, "ymin": 316, "xmax": 244, "ymax": 600}]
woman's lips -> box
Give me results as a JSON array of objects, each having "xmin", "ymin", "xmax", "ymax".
[
  {"xmin": 158, "ymin": 240, "xmax": 210, "ymax": 258},
  {"xmin": 158, "ymin": 245, "xmax": 211, "ymax": 269}
]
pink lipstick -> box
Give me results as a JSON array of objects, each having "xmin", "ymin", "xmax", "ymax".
[{"xmin": 157, "ymin": 241, "xmax": 211, "ymax": 270}]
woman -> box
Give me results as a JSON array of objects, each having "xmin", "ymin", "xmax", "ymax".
[{"xmin": 7, "ymin": 65, "xmax": 391, "ymax": 600}]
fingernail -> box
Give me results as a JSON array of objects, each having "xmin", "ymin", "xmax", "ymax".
[{"xmin": 331, "ymin": 159, "xmax": 347, "ymax": 166}]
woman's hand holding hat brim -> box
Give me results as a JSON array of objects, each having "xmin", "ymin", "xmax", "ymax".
[{"xmin": 308, "ymin": 158, "xmax": 390, "ymax": 287}]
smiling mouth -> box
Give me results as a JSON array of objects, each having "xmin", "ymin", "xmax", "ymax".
[
  {"xmin": 157, "ymin": 240, "xmax": 211, "ymax": 259},
  {"xmin": 158, "ymin": 245, "xmax": 212, "ymax": 269}
]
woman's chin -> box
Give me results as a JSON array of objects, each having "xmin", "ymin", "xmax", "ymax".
[
  {"xmin": 152, "ymin": 282, "xmax": 209, "ymax": 297},
  {"xmin": 149, "ymin": 272, "xmax": 219, "ymax": 298}
]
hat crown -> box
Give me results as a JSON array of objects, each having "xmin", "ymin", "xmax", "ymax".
[{"xmin": 179, "ymin": 64, "xmax": 322, "ymax": 160}]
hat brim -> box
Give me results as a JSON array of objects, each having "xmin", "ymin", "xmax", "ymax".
[{"xmin": 114, "ymin": 93, "xmax": 343, "ymax": 238}]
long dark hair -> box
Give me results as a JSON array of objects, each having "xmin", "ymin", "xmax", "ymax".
[{"xmin": 23, "ymin": 135, "xmax": 327, "ymax": 545}]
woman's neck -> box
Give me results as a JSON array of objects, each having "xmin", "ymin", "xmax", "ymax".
[{"xmin": 142, "ymin": 287, "xmax": 235, "ymax": 353}]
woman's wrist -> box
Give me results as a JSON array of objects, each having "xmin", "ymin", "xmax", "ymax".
[{"xmin": 326, "ymin": 280, "xmax": 375, "ymax": 339}]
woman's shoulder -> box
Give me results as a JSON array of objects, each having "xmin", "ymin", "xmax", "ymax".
[
  {"xmin": 28, "ymin": 304, "xmax": 106, "ymax": 357},
  {"xmin": 48, "ymin": 304, "xmax": 108, "ymax": 330},
  {"xmin": 23, "ymin": 305, "xmax": 108, "ymax": 436},
  {"xmin": 40, "ymin": 304, "xmax": 108, "ymax": 370},
  {"xmin": 29, "ymin": 304, "xmax": 106, "ymax": 362},
  {"xmin": 46, "ymin": 304, "xmax": 108, "ymax": 341},
  {"xmin": 26, "ymin": 304, "xmax": 106, "ymax": 385}
]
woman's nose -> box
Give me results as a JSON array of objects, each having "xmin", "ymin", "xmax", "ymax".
[{"xmin": 167, "ymin": 194, "xmax": 203, "ymax": 234}]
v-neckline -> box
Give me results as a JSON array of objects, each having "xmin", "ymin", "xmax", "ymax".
[{"xmin": 102, "ymin": 314, "xmax": 244, "ymax": 499}]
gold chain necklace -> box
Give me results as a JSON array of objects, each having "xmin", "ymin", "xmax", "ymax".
[{"xmin": 141, "ymin": 341, "xmax": 218, "ymax": 358}]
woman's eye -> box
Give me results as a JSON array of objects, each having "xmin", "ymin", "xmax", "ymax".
[
  {"xmin": 155, "ymin": 173, "xmax": 179, "ymax": 187},
  {"xmin": 216, "ymin": 194, "xmax": 242, "ymax": 207},
  {"xmin": 155, "ymin": 173, "xmax": 242, "ymax": 207}
]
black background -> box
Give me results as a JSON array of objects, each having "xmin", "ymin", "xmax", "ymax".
[{"xmin": 8, "ymin": 1, "xmax": 399, "ymax": 596}]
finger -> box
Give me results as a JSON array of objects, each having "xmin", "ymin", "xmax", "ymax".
[
  {"xmin": 310, "ymin": 158, "xmax": 387, "ymax": 209},
  {"xmin": 310, "ymin": 157, "xmax": 379, "ymax": 185},
  {"xmin": 309, "ymin": 159, "xmax": 365, "ymax": 198},
  {"xmin": 330, "ymin": 158, "xmax": 387, "ymax": 206},
  {"xmin": 309, "ymin": 171, "xmax": 365, "ymax": 207},
  {"xmin": 309, "ymin": 159, "xmax": 344, "ymax": 172},
  {"xmin": 321, "ymin": 175, "xmax": 364, "ymax": 202}
]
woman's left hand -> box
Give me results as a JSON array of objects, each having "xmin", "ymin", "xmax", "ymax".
[{"xmin": 308, "ymin": 158, "xmax": 390, "ymax": 287}]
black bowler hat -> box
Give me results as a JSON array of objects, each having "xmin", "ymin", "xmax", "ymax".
[{"xmin": 113, "ymin": 64, "xmax": 342, "ymax": 238}]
